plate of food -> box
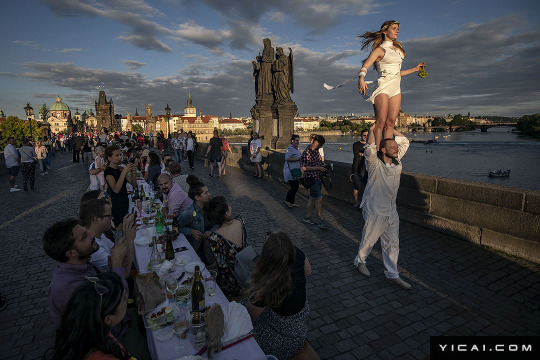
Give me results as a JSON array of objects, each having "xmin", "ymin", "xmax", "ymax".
[{"xmin": 184, "ymin": 261, "xmax": 205, "ymax": 274}]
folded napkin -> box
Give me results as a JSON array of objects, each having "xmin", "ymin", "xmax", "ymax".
[{"xmin": 221, "ymin": 301, "xmax": 254, "ymax": 343}]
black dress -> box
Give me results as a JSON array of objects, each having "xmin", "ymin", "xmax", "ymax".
[{"xmin": 104, "ymin": 167, "xmax": 129, "ymax": 227}]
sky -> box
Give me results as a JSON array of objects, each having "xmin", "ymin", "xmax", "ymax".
[{"xmin": 1, "ymin": 0, "xmax": 539, "ymax": 119}]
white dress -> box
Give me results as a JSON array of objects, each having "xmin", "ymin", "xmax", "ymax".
[{"xmin": 367, "ymin": 40, "xmax": 404, "ymax": 103}]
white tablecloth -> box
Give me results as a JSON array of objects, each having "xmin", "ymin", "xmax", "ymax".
[{"xmin": 132, "ymin": 223, "xmax": 266, "ymax": 360}]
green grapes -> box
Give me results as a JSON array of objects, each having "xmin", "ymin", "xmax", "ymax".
[{"xmin": 418, "ymin": 64, "xmax": 428, "ymax": 78}]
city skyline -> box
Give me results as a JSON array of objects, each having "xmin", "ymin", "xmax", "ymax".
[{"xmin": 1, "ymin": 0, "xmax": 539, "ymax": 119}]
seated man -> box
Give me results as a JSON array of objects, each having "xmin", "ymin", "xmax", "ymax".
[
  {"xmin": 79, "ymin": 198, "xmax": 118, "ymax": 271},
  {"xmin": 158, "ymin": 173, "xmax": 192, "ymax": 217},
  {"xmin": 43, "ymin": 215, "xmax": 135, "ymax": 325},
  {"xmin": 161, "ymin": 153, "xmax": 172, "ymax": 173},
  {"xmin": 169, "ymin": 161, "xmax": 189, "ymax": 193}
]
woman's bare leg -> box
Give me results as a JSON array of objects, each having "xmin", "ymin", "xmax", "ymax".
[
  {"xmin": 384, "ymin": 94, "xmax": 402, "ymax": 139},
  {"xmin": 373, "ymin": 94, "xmax": 389, "ymax": 150}
]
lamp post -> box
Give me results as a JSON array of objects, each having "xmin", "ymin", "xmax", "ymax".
[
  {"xmin": 165, "ymin": 104, "xmax": 171, "ymax": 150},
  {"xmin": 24, "ymin": 102, "xmax": 34, "ymax": 141}
]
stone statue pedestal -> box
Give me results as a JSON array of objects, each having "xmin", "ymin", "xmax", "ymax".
[
  {"xmin": 274, "ymin": 100, "xmax": 297, "ymax": 150},
  {"xmin": 252, "ymin": 95, "xmax": 275, "ymax": 149}
]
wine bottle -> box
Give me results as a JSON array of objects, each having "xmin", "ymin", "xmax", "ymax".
[
  {"xmin": 140, "ymin": 185, "xmax": 146, "ymax": 201},
  {"xmin": 191, "ymin": 266, "xmax": 205, "ymax": 313},
  {"xmin": 165, "ymin": 232, "xmax": 174, "ymax": 261},
  {"xmin": 172, "ymin": 213, "xmax": 179, "ymax": 233}
]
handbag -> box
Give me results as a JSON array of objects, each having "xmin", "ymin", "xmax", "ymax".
[
  {"xmin": 299, "ymin": 176, "xmax": 315, "ymax": 189},
  {"xmin": 222, "ymin": 216, "xmax": 258, "ymax": 289},
  {"xmin": 286, "ymin": 162, "xmax": 302, "ymax": 179}
]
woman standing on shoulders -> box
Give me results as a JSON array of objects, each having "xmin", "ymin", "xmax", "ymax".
[
  {"xmin": 283, "ymin": 134, "xmax": 301, "ymax": 208},
  {"xmin": 104, "ymin": 146, "xmax": 136, "ymax": 227},
  {"xmin": 358, "ymin": 20, "xmax": 424, "ymax": 149},
  {"xmin": 245, "ymin": 232, "xmax": 311, "ymax": 360}
]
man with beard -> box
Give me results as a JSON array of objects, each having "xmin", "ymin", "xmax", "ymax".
[
  {"xmin": 158, "ymin": 173, "xmax": 192, "ymax": 217},
  {"xmin": 43, "ymin": 212, "xmax": 136, "ymax": 325},
  {"xmin": 353, "ymin": 126, "xmax": 412, "ymax": 289}
]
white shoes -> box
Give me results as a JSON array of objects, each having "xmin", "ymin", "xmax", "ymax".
[
  {"xmin": 386, "ymin": 277, "xmax": 412, "ymax": 290},
  {"xmin": 356, "ymin": 263, "xmax": 371, "ymax": 277},
  {"xmin": 10, "ymin": 188, "xmax": 21, "ymax": 192}
]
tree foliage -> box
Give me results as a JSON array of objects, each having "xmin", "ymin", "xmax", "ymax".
[
  {"xmin": 315, "ymin": 119, "xmax": 369, "ymax": 134},
  {"xmin": 451, "ymin": 114, "xmax": 474, "ymax": 129},
  {"xmin": 516, "ymin": 113, "xmax": 540, "ymax": 139},
  {"xmin": 132, "ymin": 124, "xmax": 144, "ymax": 133},
  {"xmin": 431, "ymin": 117, "xmax": 447, "ymax": 126},
  {"xmin": 0, "ymin": 116, "xmax": 42, "ymax": 147},
  {"xmin": 223, "ymin": 128, "xmax": 251, "ymax": 135}
]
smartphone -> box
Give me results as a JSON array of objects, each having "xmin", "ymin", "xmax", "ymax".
[{"xmin": 174, "ymin": 247, "xmax": 188, "ymax": 253}]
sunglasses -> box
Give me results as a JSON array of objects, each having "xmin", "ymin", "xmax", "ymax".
[{"xmin": 85, "ymin": 276, "xmax": 110, "ymax": 314}]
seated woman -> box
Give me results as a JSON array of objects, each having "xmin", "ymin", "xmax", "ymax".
[
  {"xmin": 177, "ymin": 175, "xmax": 214, "ymax": 265},
  {"xmin": 50, "ymin": 272, "xmax": 132, "ymax": 360},
  {"xmin": 207, "ymin": 196, "xmax": 245, "ymax": 300},
  {"xmin": 245, "ymin": 232, "xmax": 312, "ymax": 360}
]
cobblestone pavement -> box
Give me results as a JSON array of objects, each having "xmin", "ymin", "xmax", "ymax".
[{"xmin": 1, "ymin": 152, "xmax": 539, "ymax": 360}]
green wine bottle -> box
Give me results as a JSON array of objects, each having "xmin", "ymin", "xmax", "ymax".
[{"xmin": 191, "ymin": 266, "xmax": 205, "ymax": 313}]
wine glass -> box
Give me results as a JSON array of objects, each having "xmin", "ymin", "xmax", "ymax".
[{"xmin": 165, "ymin": 275, "xmax": 179, "ymax": 300}]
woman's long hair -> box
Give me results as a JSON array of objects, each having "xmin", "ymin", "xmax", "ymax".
[
  {"xmin": 50, "ymin": 272, "xmax": 128, "ymax": 360},
  {"xmin": 104, "ymin": 145, "xmax": 119, "ymax": 166},
  {"xmin": 148, "ymin": 151, "xmax": 161, "ymax": 168},
  {"xmin": 207, "ymin": 196, "xmax": 230, "ymax": 227},
  {"xmin": 358, "ymin": 20, "xmax": 406, "ymax": 67},
  {"xmin": 248, "ymin": 232, "xmax": 296, "ymax": 308}
]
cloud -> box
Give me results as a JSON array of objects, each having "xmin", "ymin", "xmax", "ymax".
[
  {"xmin": 122, "ymin": 60, "xmax": 147, "ymax": 70},
  {"xmin": 60, "ymin": 48, "xmax": 84, "ymax": 53},
  {"xmin": 0, "ymin": 72, "xmax": 17, "ymax": 77},
  {"xmin": 116, "ymin": 34, "xmax": 173, "ymax": 52},
  {"xmin": 18, "ymin": 16, "xmax": 540, "ymax": 117}
]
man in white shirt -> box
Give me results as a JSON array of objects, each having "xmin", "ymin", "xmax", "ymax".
[
  {"xmin": 353, "ymin": 126, "xmax": 412, "ymax": 289},
  {"xmin": 4, "ymin": 137, "xmax": 21, "ymax": 192},
  {"xmin": 79, "ymin": 198, "xmax": 119, "ymax": 271}
]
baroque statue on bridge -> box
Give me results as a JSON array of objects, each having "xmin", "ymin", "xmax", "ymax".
[{"xmin": 272, "ymin": 47, "xmax": 294, "ymax": 103}]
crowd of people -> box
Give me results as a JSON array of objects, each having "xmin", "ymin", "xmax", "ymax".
[{"xmin": 12, "ymin": 126, "xmax": 311, "ymax": 360}]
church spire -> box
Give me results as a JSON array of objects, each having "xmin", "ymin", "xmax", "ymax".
[{"xmin": 186, "ymin": 90, "xmax": 193, "ymax": 108}]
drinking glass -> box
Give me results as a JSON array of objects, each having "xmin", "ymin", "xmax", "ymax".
[
  {"xmin": 205, "ymin": 270, "xmax": 217, "ymax": 298},
  {"xmin": 165, "ymin": 276, "xmax": 178, "ymax": 301},
  {"xmin": 136, "ymin": 199, "xmax": 142, "ymax": 218}
]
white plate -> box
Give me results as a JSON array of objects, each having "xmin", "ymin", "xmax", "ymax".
[
  {"xmin": 134, "ymin": 236, "xmax": 152, "ymax": 246},
  {"xmin": 184, "ymin": 261, "xmax": 205, "ymax": 273},
  {"xmin": 175, "ymin": 254, "xmax": 192, "ymax": 265},
  {"xmin": 155, "ymin": 327, "xmax": 174, "ymax": 342}
]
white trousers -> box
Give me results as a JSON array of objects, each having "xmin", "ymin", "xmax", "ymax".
[{"xmin": 354, "ymin": 209, "xmax": 400, "ymax": 279}]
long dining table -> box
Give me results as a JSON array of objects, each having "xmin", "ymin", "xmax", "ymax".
[{"xmin": 130, "ymin": 197, "xmax": 266, "ymax": 360}]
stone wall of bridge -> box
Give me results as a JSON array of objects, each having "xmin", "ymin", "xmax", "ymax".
[{"xmin": 195, "ymin": 144, "xmax": 540, "ymax": 264}]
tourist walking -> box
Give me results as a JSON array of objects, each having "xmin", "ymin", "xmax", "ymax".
[
  {"xmin": 35, "ymin": 140, "xmax": 48, "ymax": 175},
  {"xmin": 250, "ymin": 133, "xmax": 262, "ymax": 178},
  {"xmin": 301, "ymin": 135, "xmax": 329, "ymax": 229},
  {"xmin": 283, "ymin": 134, "xmax": 301, "ymax": 208},
  {"xmin": 205, "ymin": 130, "xmax": 223, "ymax": 178},
  {"xmin": 351, "ymin": 129, "xmax": 369, "ymax": 209},
  {"xmin": 353, "ymin": 126, "xmax": 411, "ymax": 289},
  {"xmin": 220, "ymin": 132, "xmax": 232, "ymax": 176},
  {"xmin": 4, "ymin": 137, "xmax": 21, "ymax": 192},
  {"xmin": 358, "ymin": 20, "xmax": 425, "ymax": 150},
  {"xmin": 185, "ymin": 131, "xmax": 196, "ymax": 170},
  {"xmin": 43, "ymin": 136, "xmax": 53, "ymax": 169},
  {"xmin": 171, "ymin": 132, "xmax": 183, "ymax": 163},
  {"xmin": 82, "ymin": 135, "xmax": 93, "ymax": 165},
  {"xmin": 19, "ymin": 139, "xmax": 37, "ymax": 191},
  {"xmin": 72, "ymin": 132, "xmax": 83, "ymax": 163}
]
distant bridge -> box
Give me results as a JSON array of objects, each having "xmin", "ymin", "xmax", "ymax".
[{"xmin": 407, "ymin": 122, "xmax": 517, "ymax": 133}]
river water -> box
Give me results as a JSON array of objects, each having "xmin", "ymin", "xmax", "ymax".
[{"xmin": 307, "ymin": 127, "xmax": 540, "ymax": 191}]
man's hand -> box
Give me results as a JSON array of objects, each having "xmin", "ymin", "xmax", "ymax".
[
  {"xmin": 110, "ymin": 240, "xmax": 128, "ymax": 270},
  {"xmin": 122, "ymin": 213, "xmax": 138, "ymax": 243},
  {"xmin": 191, "ymin": 229, "xmax": 203, "ymax": 241}
]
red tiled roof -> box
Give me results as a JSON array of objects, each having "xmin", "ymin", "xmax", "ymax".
[
  {"xmin": 0, "ymin": 117, "xmax": 6, "ymax": 124},
  {"xmin": 220, "ymin": 118, "xmax": 243, "ymax": 123}
]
